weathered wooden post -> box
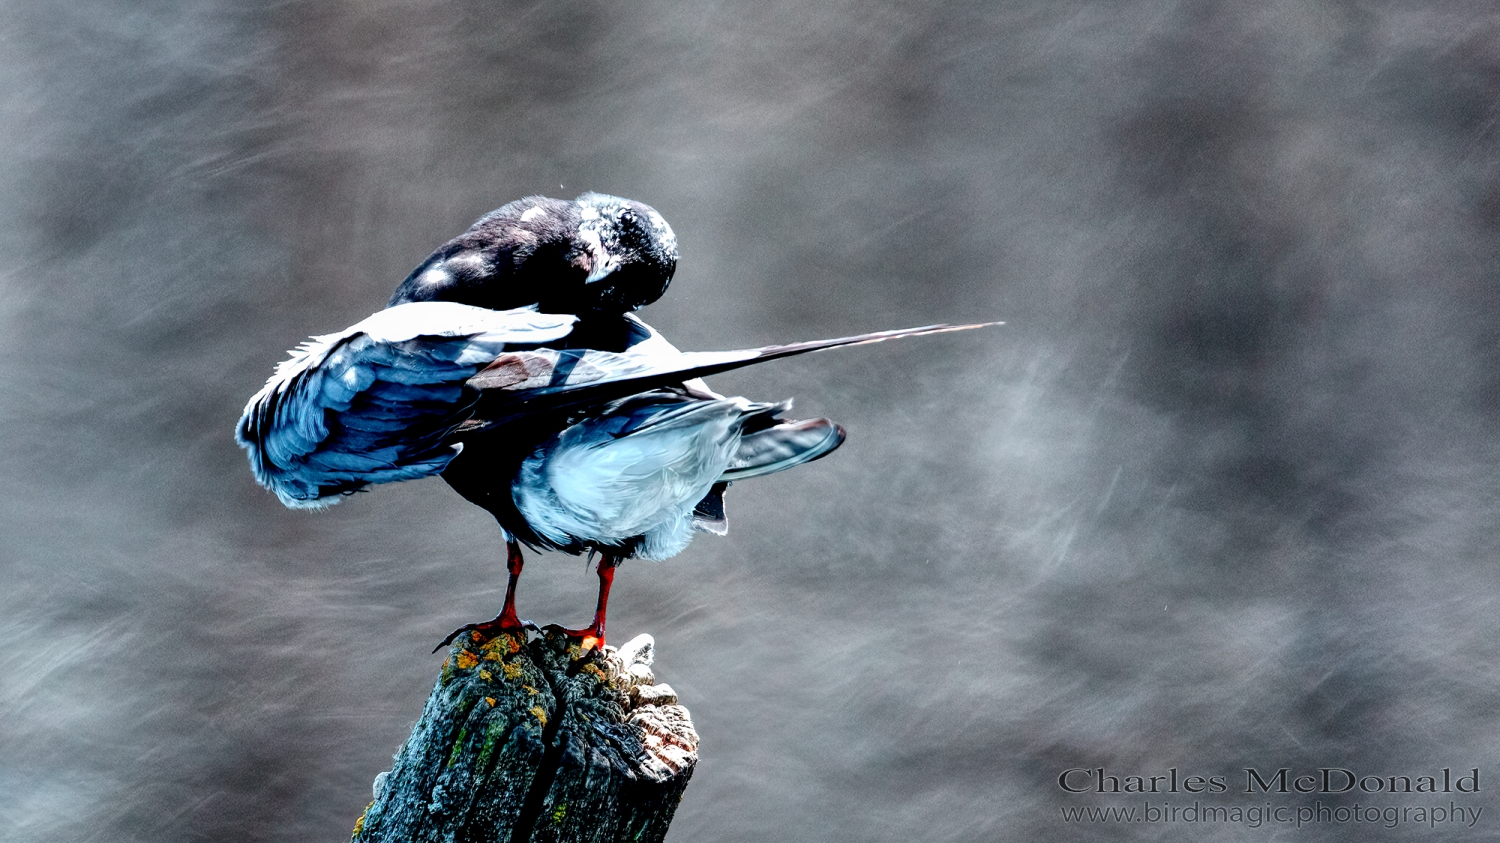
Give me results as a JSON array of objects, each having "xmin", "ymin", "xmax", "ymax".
[{"xmin": 352, "ymin": 630, "xmax": 698, "ymax": 843}]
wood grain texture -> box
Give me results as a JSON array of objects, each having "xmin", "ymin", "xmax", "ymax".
[{"xmin": 353, "ymin": 630, "xmax": 697, "ymax": 843}]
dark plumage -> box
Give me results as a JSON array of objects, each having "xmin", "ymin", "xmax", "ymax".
[{"xmin": 388, "ymin": 192, "xmax": 677, "ymax": 318}]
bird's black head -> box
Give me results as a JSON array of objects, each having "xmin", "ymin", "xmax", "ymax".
[
  {"xmin": 563, "ymin": 192, "xmax": 677, "ymax": 316},
  {"xmin": 387, "ymin": 193, "xmax": 676, "ymax": 317}
]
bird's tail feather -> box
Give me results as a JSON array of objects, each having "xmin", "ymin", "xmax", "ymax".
[{"xmin": 720, "ymin": 418, "xmax": 845, "ymax": 481}]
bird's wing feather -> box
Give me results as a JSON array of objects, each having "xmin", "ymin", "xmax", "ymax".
[
  {"xmin": 464, "ymin": 322, "xmax": 1000, "ymax": 428},
  {"xmin": 236, "ymin": 302, "xmax": 576, "ymax": 508}
]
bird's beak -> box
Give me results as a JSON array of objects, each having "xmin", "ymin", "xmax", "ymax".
[
  {"xmin": 585, "ymin": 255, "xmax": 619, "ymax": 284},
  {"xmin": 578, "ymin": 227, "xmax": 618, "ymax": 283}
]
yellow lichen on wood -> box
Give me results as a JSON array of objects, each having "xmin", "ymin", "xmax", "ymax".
[
  {"xmin": 351, "ymin": 801, "xmax": 373, "ymax": 838},
  {"xmin": 358, "ymin": 631, "xmax": 695, "ymax": 841},
  {"xmin": 479, "ymin": 633, "xmax": 521, "ymax": 655}
]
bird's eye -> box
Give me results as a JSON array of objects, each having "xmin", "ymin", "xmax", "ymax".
[{"xmin": 618, "ymin": 209, "xmax": 637, "ymax": 225}]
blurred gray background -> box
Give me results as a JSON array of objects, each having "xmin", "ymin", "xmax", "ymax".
[{"xmin": 1, "ymin": 2, "xmax": 1496, "ymax": 841}]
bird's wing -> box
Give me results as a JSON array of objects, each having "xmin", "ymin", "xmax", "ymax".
[
  {"xmin": 618, "ymin": 313, "xmax": 722, "ymax": 398},
  {"xmin": 463, "ymin": 321, "xmax": 1000, "ymax": 428},
  {"xmin": 236, "ymin": 302, "xmax": 577, "ymax": 508}
]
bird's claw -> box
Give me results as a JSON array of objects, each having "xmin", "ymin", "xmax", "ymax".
[
  {"xmin": 541, "ymin": 623, "xmax": 605, "ymax": 658},
  {"xmin": 433, "ymin": 617, "xmax": 532, "ymax": 653}
]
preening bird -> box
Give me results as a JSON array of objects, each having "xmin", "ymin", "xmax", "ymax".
[{"xmin": 236, "ymin": 194, "xmax": 995, "ymax": 651}]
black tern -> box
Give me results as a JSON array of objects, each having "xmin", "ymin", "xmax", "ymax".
[{"xmin": 237, "ymin": 196, "xmax": 996, "ymax": 651}]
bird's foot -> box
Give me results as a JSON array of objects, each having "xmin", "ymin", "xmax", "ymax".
[
  {"xmin": 541, "ymin": 623, "xmax": 606, "ymax": 659},
  {"xmin": 433, "ymin": 615, "xmax": 537, "ymax": 653}
]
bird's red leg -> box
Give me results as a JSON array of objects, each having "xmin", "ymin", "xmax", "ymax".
[
  {"xmin": 549, "ymin": 552, "xmax": 618, "ymax": 654},
  {"xmin": 495, "ymin": 540, "xmax": 526, "ymax": 629},
  {"xmin": 434, "ymin": 540, "xmax": 528, "ymax": 652}
]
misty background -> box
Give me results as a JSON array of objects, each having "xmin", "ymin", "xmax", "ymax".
[{"xmin": 1, "ymin": 2, "xmax": 1496, "ymax": 841}]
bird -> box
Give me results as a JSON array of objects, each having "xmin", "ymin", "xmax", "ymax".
[
  {"xmin": 380, "ymin": 190, "xmax": 743, "ymax": 647},
  {"xmin": 236, "ymin": 194, "xmax": 997, "ymax": 652}
]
